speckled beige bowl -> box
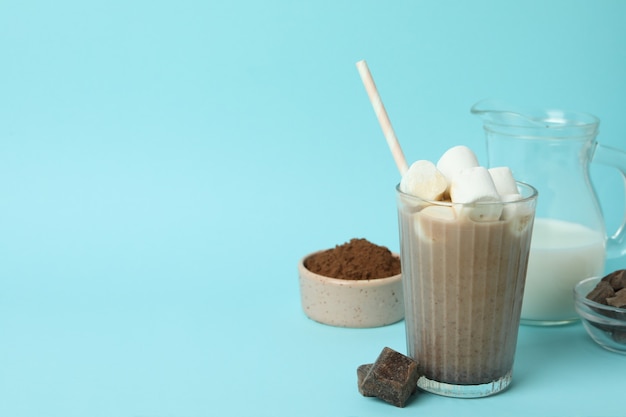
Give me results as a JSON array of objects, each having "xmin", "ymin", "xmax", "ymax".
[{"xmin": 298, "ymin": 251, "xmax": 404, "ymax": 328}]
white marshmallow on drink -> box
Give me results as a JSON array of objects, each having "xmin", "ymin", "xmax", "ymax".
[
  {"xmin": 450, "ymin": 166, "xmax": 503, "ymax": 221},
  {"xmin": 400, "ymin": 160, "xmax": 448, "ymax": 201},
  {"xmin": 501, "ymin": 193, "xmax": 523, "ymax": 203},
  {"xmin": 450, "ymin": 166, "xmax": 501, "ymax": 203},
  {"xmin": 420, "ymin": 205, "xmax": 456, "ymax": 220},
  {"xmin": 489, "ymin": 167, "xmax": 528, "ymax": 221},
  {"xmin": 489, "ymin": 167, "xmax": 519, "ymax": 196},
  {"xmin": 415, "ymin": 205, "xmax": 457, "ymax": 241},
  {"xmin": 436, "ymin": 145, "xmax": 480, "ymax": 182},
  {"xmin": 500, "ymin": 193, "xmax": 535, "ymax": 236},
  {"xmin": 500, "ymin": 193, "xmax": 524, "ymax": 220}
]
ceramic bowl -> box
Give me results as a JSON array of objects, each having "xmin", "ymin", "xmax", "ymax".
[
  {"xmin": 574, "ymin": 276, "xmax": 626, "ymax": 354},
  {"xmin": 298, "ymin": 251, "xmax": 404, "ymax": 328}
]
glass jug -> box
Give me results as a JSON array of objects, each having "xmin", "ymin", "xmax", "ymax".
[{"xmin": 472, "ymin": 99, "xmax": 626, "ymax": 326}]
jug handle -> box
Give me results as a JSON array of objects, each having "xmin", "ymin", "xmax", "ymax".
[{"xmin": 593, "ymin": 143, "xmax": 626, "ymax": 258}]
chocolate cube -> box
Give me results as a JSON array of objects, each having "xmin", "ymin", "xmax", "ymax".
[
  {"xmin": 601, "ymin": 269, "xmax": 626, "ymax": 291},
  {"xmin": 607, "ymin": 288, "xmax": 626, "ymax": 309},
  {"xmin": 357, "ymin": 364, "xmax": 374, "ymax": 397},
  {"xmin": 587, "ymin": 281, "xmax": 615, "ymax": 305},
  {"xmin": 358, "ymin": 347, "xmax": 419, "ymax": 407}
]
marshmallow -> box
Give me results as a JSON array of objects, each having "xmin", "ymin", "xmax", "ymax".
[
  {"xmin": 436, "ymin": 145, "xmax": 480, "ymax": 182},
  {"xmin": 415, "ymin": 205, "xmax": 456, "ymax": 241},
  {"xmin": 450, "ymin": 166, "xmax": 502, "ymax": 221},
  {"xmin": 500, "ymin": 193, "xmax": 524, "ymax": 220},
  {"xmin": 400, "ymin": 160, "xmax": 448, "ymax": 201},
  {"xmin": 501, "ymin": 193, "xmax": 523, "ymax": 203},
  {"xmin": 500, "ymin": 194, "xmax": 536, "ymax": 233},
  {"xmin": 450, "ymin": 166, "xmax": 501, "ymax": 204},
  {"xmin": 420, "ymin": 205, "xmax": 456, "ymax": 221},
  {"xmin": 488, "ymin": 167, "xmax": 519, "ymax": 196},
  {"xmin": 508, "ymin": 209, "xmax": 534, "ymax": 235}
]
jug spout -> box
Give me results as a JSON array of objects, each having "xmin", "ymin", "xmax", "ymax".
[
  {"xmin": 471, "ymin": 99, "xmax": 545, "ymax": 127},
  {"xmin": 471, "ymin": 99, "xmax": 600, "ymax": 137}
]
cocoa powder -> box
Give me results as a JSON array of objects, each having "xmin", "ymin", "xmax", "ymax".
[{"xmin": 304, "ymin": 238, "xmax": 401, "ymax": 280}]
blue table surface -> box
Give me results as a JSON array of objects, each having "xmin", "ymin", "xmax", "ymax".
[{"xmin": 2, "ymin": 1, "xmax": 626, "ymax": 416}]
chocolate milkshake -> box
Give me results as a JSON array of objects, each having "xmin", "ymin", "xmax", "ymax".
[{"xmin": 397, "ymin": 182, "xmax": 537, "ymax": 397}]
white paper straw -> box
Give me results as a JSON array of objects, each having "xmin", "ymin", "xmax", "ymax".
[{"xmin": 356, "ymin": 60, "xmax": 409, "ymax": 176}]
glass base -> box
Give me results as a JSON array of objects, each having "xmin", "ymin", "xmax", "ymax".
[
  {"xmin": 417, "ymin": 370, "xmax": 512, "ymax": 398},
  {"xmin": 520, "ymin": 317, "xmax": 579, "ymax": 326}
]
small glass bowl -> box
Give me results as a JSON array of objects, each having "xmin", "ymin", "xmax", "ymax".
[{"xmin": 574, "ymin": 276, "xmax": 626, "ymax": 354}]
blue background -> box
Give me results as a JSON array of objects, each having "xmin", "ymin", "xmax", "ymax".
[{"xmin": 1, "ymin": 1, "xmax": 626, "ymax": 416}]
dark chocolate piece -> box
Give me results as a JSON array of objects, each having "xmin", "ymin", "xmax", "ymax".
[
  {"xmin": 601, "ymin": 269, "xmax": 626, "ymax": 291},
  {"xmin": 359, "ymin": 347, "xmax": 419, "ymax": 408},
  {"xmin": 587, "ymin": 281, "xmax": 615, "ymax": 305},
  {"xmin": 357, "ymin": 364, "xmax": 374, "ymax": 397},
  {"xmin": 607, "ymin": 288, "xmax": 626, "ymax": 309}
]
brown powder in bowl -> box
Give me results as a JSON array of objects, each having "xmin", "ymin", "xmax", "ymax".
[{"xmin": 304, "ymin": 238, "xmax": 401, "ymax": 280}]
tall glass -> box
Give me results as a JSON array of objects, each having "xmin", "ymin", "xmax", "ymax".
[{"xmin": 397, "ymin": 182, "xmax": 537, "ymax": 398}]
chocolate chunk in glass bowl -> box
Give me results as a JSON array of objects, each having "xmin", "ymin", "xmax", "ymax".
[
  {"xmin": 587, "ymin": 281, "xmax": 615, "ymax": 305},
  {"xmin": 607, "ymin": 288, "xmax": 626, "ymax": 309},
  {"xmin": 601, "ymin": 269, "xmax": 626, "ymax": 291}
]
